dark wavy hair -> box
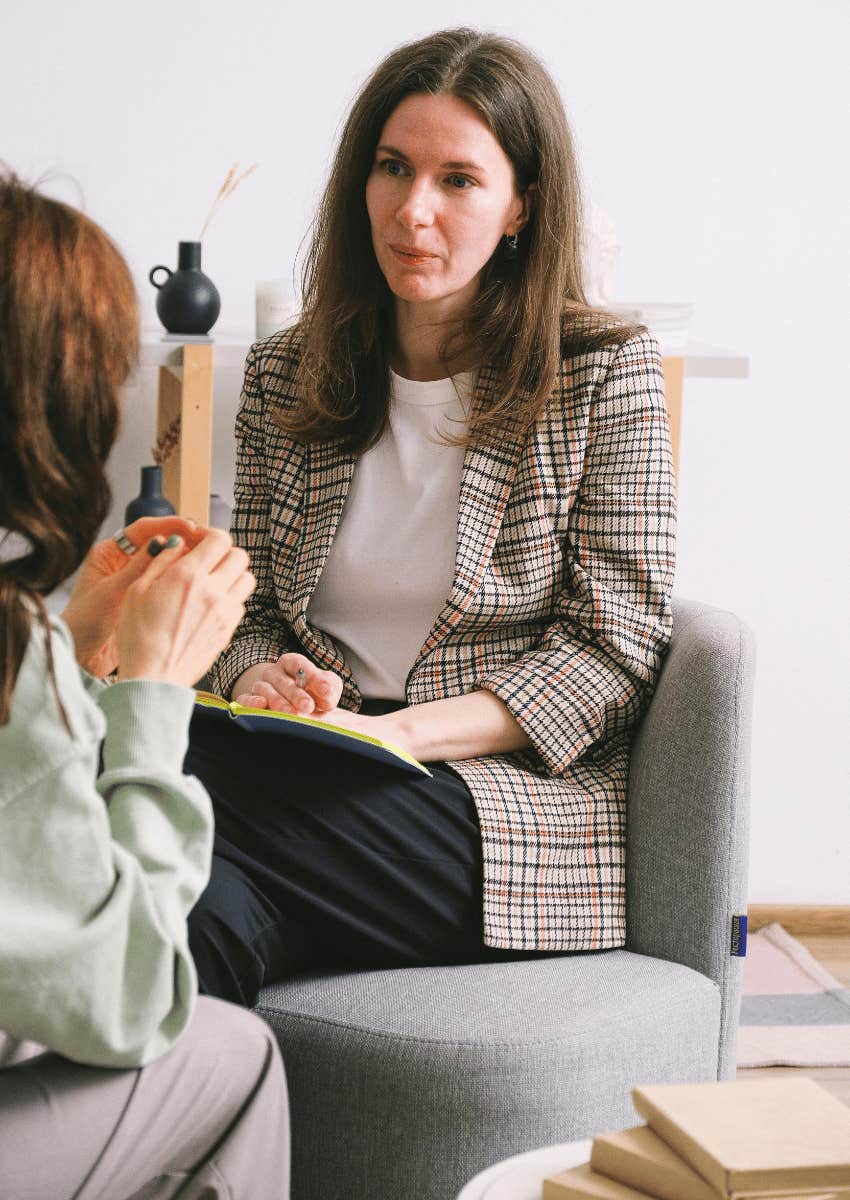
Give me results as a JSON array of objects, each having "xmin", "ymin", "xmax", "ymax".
[
  {"xmin": 0, "ymin": 172, "xmax": 139, "ymax": 724},
  {"xmin": 280, "ymin": 26, "xmax": 643, "ymax": 452}
]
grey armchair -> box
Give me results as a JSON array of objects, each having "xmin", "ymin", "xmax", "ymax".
[{"xmin": 255, "ymin": 598, "xmax": 755, "ymax": 1200}]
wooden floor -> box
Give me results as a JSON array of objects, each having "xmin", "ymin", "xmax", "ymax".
[{"xmin": 736, "ymin": 932, "xmax": 850, "ymax": 1107}]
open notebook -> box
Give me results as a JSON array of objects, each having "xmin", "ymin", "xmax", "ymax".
[{"xmin": 193, "ymin": 690, "xmax": 431, "ymax": 777}]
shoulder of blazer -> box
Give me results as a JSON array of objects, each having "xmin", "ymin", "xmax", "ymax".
[
  {"xmin": 556, "ymin": 327, "xmax": 661, "ymax": 408},
  {"xmin": 248, "ymin": 323, "xmax": 305, "ymax": 415}
]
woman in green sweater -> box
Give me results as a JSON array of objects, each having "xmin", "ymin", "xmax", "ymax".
[{"xmin": 0, "ymin": 175, "xmax": 289, "ymax": 1198}]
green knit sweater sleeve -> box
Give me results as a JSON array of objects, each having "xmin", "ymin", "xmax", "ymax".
[{"xmin": 0, "ymin": 616, "xmax": 213, "ymax": 1068}]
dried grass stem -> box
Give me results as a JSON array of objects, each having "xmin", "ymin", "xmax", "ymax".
[{"xmin": 199, "ymin": 161, "xmax": 258, "ymax": 239}]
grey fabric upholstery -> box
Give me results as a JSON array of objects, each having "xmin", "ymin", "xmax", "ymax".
[
  {"xmin": 627, "ymin": 598, "xmax": 755, "ymax": 1080},
  {"xmin": 255, "ymin": 598, "xmax": 755, "ymax": 1200}
]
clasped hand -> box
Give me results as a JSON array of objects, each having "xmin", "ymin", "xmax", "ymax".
[
  {"xmin": 234, "ymin": 656, "xmax": 403, "ymax": 744},
  {"xmin": 62, "ymin": 517, "xmax": 256, "ymax": 686},
  {"xmin": 234, "ymin": 655, "xmax": 344, "ymax": 717}
]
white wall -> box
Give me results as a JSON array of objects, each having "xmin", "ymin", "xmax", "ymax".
[{"xmin": 3, "ymin": 0, "xmax": 848, "ymax": 903}]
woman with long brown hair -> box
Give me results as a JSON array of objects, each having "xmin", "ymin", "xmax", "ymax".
[
  {"xmin": 0, "ymin": 175, "xmax": 289, "ymax": 1199},
  {"xmin": 186, "ymin": 27, "xmax": 677, "ymax": 1004}
]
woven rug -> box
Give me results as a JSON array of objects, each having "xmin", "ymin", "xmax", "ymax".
[{"xmin": 737, "ymin": 922, "xmax": 850, "ymax": 1067}]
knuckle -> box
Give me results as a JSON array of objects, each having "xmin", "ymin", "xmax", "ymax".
[{"xmin": 172, "ymin": 561, "xmax": 194, "ymax": 586}]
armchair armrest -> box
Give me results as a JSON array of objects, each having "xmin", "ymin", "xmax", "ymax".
[{"xmin": 626, "ymin": 597, "xmax": 756, "ymax": 1078}]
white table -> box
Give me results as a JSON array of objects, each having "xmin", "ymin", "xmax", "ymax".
[{"xmin": 456, "ymin": 1139, "xmax": 592, "ymax": 1200}]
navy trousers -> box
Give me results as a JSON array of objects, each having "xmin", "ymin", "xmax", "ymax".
[{"xmin": 184, "ymin": 706, "xmax": 544, "ymax": 1007}]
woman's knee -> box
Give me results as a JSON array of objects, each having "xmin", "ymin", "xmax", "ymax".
[
  {"xmin": 188, "ymin": 1000, "xmax": 287, "ymax": 1125},
  {"xmin": 188, "ymin": 857, "xmax": 277, "ymax": 1005},
  {"xmin": 190, "ymin": 997, "xmax": 283, "ymax": 1081},
  {"xmin": 179, "ymin": 999, "xmax": 289, "ymax": 1197}
]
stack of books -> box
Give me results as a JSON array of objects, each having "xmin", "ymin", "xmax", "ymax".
[
  {"xmin": 543, "ymin": 1078, "xmax": 850, "ymax": 1200},
  {"xmin": 608, "ymin": 301, "xmax": 695, "ymax": 355}
]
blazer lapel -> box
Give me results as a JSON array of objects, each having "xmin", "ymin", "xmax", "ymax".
[
  {"xmin": 287, "ymin": 435, "xmax": 355, "ymax": 646},
  {"xmin": 416, "ymin": 363, "xmax": 529, "ymax": 658}
]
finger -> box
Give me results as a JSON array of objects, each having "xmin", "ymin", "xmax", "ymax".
[
  {"xmin": 234, "ymin": 692, "xmax": 268, "ymax": 709},
  {"xmin": 119, "ymin": 533, "xmax": 191, "ymax": 583},
  {"xmin": 226, "ymin": 570, "xmax": 256, "ymax": 604},
  {"xmin": 278, "ymin": 654, "xmax": 341, "ymax": 708},
  {"xmin": 253, "ymin": 678, "xmax": 314, "ymax": 715},
  {"xmin": 268, "ymin": 657, "xmax": 321, "ymax": 700},
  {"xmin": 278, "ymin": 652, "xmax": 315, "ymax": 677},
  {"xmin": 129, "ymin": 534, "xmax": 186, "ymax": 589},
  {"xmin": 216, "ymin": 598, "xmax": 249, "ymax": 647},
  {"xmin": 307, "ymin": 671, "xmax": 342, "ymax": 707},
  {"xmin": 176, "ymin": 527, "xmax": 235, "ymax": 573},
  {"xmin": 277, "ymin": 653, "xmax": 332, "ymax": 695},
  {"xmin": 209, "ymin": 545, "xmax": 252, "ymax": 590},
  {"xmin": 123, "ymin": 516, "xmax": 201, "ymax": 552}
]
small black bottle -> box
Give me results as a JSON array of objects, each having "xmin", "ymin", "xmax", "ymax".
[{"xmin": 125, "ymin": 466, "xmax": 176, "ymax": 524}]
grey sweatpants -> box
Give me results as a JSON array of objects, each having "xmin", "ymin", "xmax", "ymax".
[{"xmin": 0, "ymin": 997, "xmax": 289, "ymax": 1199}]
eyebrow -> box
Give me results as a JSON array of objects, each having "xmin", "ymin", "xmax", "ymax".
[{"xmin": 375, "ymin": 145, "xmax": 488, "ymax": 174}]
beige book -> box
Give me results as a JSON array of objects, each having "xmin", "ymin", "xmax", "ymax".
[
  {"xmin": 591, "ymin": 1125, "xmax": 720, "ymax": 1200},
  {"xmin": 543, "ymin": 1161, "xmax": 661, "ymax": 1200},
  {"xmin": 541, "ymin": 1162, "xmax": 840, "ymax": 1200},
  {"xmin": 631, "ymin": 1078, "xmax": 850, "ymax": 1197}
]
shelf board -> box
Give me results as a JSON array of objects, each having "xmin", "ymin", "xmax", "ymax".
[{"xmin": 137, "ymin": 332, "xmax": 750, "ymax": 379}]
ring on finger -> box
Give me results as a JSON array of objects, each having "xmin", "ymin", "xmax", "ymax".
[
  {"xmin": 294, "ymin": 668, "xmax": 307, "ymax": 688},
  {"xmin": 112, "ymin": 528, "xmax": 138, "ymax": 556}
]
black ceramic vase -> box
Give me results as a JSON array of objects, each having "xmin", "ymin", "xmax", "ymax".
[
  {"xmin": 149, "ymin": 241, "xmax": 220, "ymax": 335},
  {"xmin": 125, "ymin": 466, "xmax": 176, "ymax": 524}
]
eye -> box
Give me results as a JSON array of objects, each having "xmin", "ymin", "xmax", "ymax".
[
  {"xmin": 378, "ymin": 158, "xmax": 408, "ymax": 178},
  {"xmin": 446, "ymin": 174, "xmax": 474, "ymax": 190}
]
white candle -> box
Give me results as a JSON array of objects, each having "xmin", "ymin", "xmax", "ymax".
[{"xmin": 255, "ymin": 280, "xmax": 299, "ymax": 340}]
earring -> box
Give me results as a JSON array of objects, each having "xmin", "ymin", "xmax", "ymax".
[{"xmin": 504, "ymin": 233, "xmax": 519, "ymax": 258}]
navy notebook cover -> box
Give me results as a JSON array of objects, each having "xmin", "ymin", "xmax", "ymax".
[{"xmin": 193, "ymin": 692, "xmax": 431, "ymax": 778}]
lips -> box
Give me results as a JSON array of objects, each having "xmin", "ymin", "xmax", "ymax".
[{"xmin": 389, "ymin": 244, "xmax": 437, "ymax": 263}]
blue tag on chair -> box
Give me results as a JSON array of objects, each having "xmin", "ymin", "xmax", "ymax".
[{"xmin": 730, "ymin": 914, "xmax": 748, "ymax": 956}]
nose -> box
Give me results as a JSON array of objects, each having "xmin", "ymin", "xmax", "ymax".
[{"xmin": 395, "ymin": 179, "xmax": 435, "ymax": 230}]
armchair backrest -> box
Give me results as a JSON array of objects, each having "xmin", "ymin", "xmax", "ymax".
[{"xmin": 626, "ymin": 597, "xmax": 756, "ymax": 1078}]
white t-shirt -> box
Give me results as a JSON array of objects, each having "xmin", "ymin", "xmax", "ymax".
[{"xmin": 306, "ymin": 369, "xmax": 473, "ymax": 699}]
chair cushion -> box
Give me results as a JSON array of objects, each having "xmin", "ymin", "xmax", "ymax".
[{"xmin": 257, "ymin": 950, "xmax": 720, "ymax": 1200}]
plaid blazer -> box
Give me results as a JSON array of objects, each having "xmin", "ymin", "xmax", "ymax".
[{"xmin": 208, "ymin": 325, "xmax": 677, "ymax": 951}]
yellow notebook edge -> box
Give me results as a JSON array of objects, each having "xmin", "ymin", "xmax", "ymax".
[{"xmin": 194, "ymin": 690, "xmax": 431, "ymax": 775}]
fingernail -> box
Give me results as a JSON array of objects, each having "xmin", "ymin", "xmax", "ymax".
[{"xmin": 147, "ymin": 537, "xmax": 165, "ymax": 557}]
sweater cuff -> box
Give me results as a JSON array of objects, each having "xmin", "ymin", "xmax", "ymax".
[
  {"xmin": 78, "ymin": 665, "xmax": 110, "ymax": 697},
  {"xmin": 97, "ymin": 680, "xmax": 196, "ymax": 772}
]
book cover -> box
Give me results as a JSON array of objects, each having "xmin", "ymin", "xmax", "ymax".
[
  {"xmin": 591, "ymin": 1125, "xmax": 719, "ymax": 1200},
  {"xmin": 543, "ymin": 1162, "xmax": 657, "ymax": 1200},
  {"xmin": 193, "ymin": 690, "xmax": 431, "ymax": 778},
  {"xmin": 631, "ymin": 1078, "xmax": 850, "ymax": 1197},
  {"xmin": 544, "ymin": 1141, "xmax": 842, "ymax": 1200}
]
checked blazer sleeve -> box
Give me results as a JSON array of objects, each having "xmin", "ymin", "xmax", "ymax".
[
  {"xmin": 206, "ymin": 347, "xmax": 295, "ymax": 699},
  {"xmin": 477, "ymin": 333, "xmax": 676, "ymax": 776}
]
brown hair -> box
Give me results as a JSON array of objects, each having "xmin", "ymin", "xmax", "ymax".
[
  {"xmin": 0, "ymin": 172, "xmax": 139, "ymax": 724},
  {"xmin": 281, "ymin": 27, "xmax": 643, "ymax": 452}
]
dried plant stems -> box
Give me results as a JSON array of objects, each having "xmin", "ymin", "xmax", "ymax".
[{"xmin": 199, "ymin": 161, "xmax": 258, "ymax": 240}]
